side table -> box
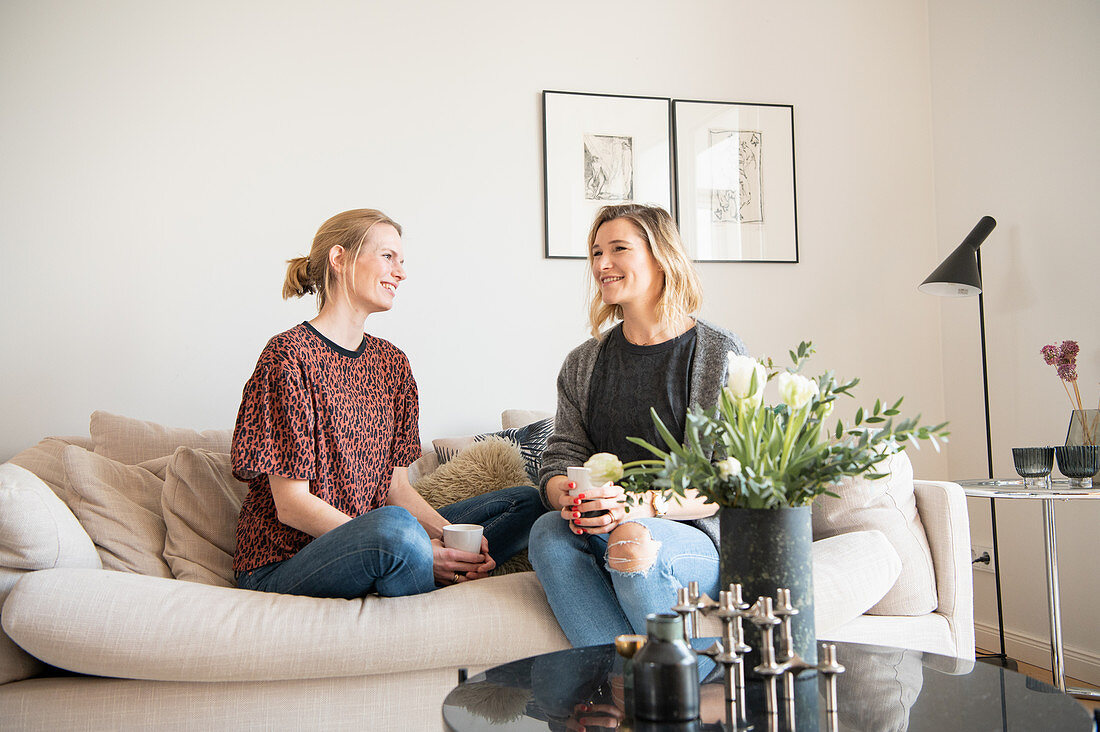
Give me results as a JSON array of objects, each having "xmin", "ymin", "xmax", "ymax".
[{"xmin": 959, "ymin": 478, "xmax": 1100, "ymax": 699}]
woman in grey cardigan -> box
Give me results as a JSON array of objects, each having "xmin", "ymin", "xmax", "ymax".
[{"xmin": 528, "ymin": 204, "xmax": 747, "ymax": 647}]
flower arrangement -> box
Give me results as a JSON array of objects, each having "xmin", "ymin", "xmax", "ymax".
[
  {"xmin": 606, "ymin": 342, "xmax": 949, "ymax": 509},
  {"xmin": 1041, "ymin": 339, "xmax": 1096, "ymax": 445}
]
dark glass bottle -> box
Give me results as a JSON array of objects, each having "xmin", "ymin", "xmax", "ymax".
[{"xmin": 632, "ymin": 612, "xmax": 700, "ymax": 722}]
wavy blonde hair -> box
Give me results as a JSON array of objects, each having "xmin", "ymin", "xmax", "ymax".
[
  {"xmin": 586, "ymin": 204, "xmax": 702, "ymax": 337},
  {"xmin": 282, "ymin": 209, "xmax": 402, "ymax": 310}
]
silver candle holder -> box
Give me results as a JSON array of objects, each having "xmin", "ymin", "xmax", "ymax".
[{"xmin": 670, "ymin": 584, "xmax": 844, "ymax": 730}]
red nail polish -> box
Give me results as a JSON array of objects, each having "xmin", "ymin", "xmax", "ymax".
[
  {"xmin": 578, "ymin": 493, "xmax": 586, "ymax": 499},
  {"xmin": 574, "ymin": 528, "xmax": 583, "ymax": 535},
  {"xmin": 573, "ymin": 498, "xmax": 581, "ymax": 505},
  {"xmin": 572, "ymin": 511, "xmax": 580, "ymax": 518},
  {"xmin": 568, "ymin": 481, "xmax": 576, "ymax": 489}
]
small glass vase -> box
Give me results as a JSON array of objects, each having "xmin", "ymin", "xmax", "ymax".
[{"xmin": 1066, "ymin": 409, "xmax": 1100, "ymax": 447}]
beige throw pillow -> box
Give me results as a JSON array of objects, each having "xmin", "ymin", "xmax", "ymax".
[
  {"xmin": 162, "ymin": 448, "xmax": 249, "ymax": 587},
  {"xmin": 812, "ymin": 450, "xmax": 937, "ymax": 616},
  {"xmin": 62, "ymin": 446, "xmax": 173, "ymax": 578},
  {"xmin": 501, "ymin": 409, "xmax": 553, "ymax": 430},
  {"xmin": 9, "ymin": 435, "xmax": 96, "ymax": 507},
  {"xmin": 90, "ymin": 410, "xmax": 232, "ymax": 465},
  {"xmin": 414, "ymin": 437, "xmax": 534, "ymax": 575}
]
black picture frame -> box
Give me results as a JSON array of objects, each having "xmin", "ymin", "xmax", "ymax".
[
  {"xmin": 672, "ymin": 99, "xmax": 798, "ymax": 263},
  {"xmin": 542, "ymin": 90, "xmax": 673, "ymax": 259}
]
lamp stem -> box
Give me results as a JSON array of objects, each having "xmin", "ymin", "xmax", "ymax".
[{"xmin": 977, "ymin": 249, "xmax": 1008, "ymax": 661}]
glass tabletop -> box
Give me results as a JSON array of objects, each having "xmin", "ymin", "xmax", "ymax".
[
  {"xmin": 958, "ymin": 478, "xmax": 1100, "ymax": 500},
  {"xmin": 442, "ymin": 640, "xmax": 1093, "ymax": 731}
]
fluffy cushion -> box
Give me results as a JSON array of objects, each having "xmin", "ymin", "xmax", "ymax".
[
  {"xmin": 162, "ymin": 448, "xmax": 249, "ymax": 587},
  {"xmin": 433, "ymin": 418, "xmax": 554, "ymax": 484},
  {"xmin": 0, "ymin": 463, "xmax": 102, "ymax": 685},
  {"xmin": 62, "ymin": 446, "xmax": 173, "ymax": 578},
  {"xmin": 90, "ymin": 410, "xmax": 231, "ymax": 465},
  {"xmin": 812, "ymin": 450, "xmax": 937, "ymax": 616},
  {"xmin": 414, "ymin": 437, "xmax": 534, "ymax": 574}
]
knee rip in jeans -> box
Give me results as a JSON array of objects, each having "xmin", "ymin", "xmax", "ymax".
[{"xmin": 605, "ymin": 524, "xmax": 661, "ymax": 575}]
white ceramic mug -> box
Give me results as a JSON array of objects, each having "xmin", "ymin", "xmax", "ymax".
[{"xmin": 442, "ymin": 523, "xmax": 484, "ymax": 554}]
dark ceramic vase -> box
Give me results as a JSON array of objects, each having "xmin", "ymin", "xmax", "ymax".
[{"xmin": 719, "ymin": 505, "xmax": 817, "ymax": 673}]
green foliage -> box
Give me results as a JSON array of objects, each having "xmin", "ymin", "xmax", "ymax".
[{"xmin": 619, "ymin": 341, "xmax": 950, "ymax": 509}]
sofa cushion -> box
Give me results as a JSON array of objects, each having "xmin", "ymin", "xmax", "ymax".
[
  {"xmin": 162, "ymin": 448, "xmax": 249, "ymax": 587},
  {"xmin": 62, "ymin": 446, "xmax": 173, "ymax": 578},
  {"xmin": 1, "ymin": 567, "xmax": 569, "ymax": 682},
  {"xmin": 90, "ymin": 410, "xmax": 231, "ymax": 465},
  {"xmin": 432, "ymin": 417, "xmax": 553, "ymax": 484},
  {"xmin": 9, "ymin": 435, "xmax": 96, "ymax": 506},
  {"xmin": 812, "ymin": 450, "xmax": 937, "ymax": 616},
  {"xmin": 414, "ymin": 437, "xmax": 535, "ymax": 575},
  {"xmin": 0, "ymin": 463, "xmax": 101, "ymax": 572},
  {"xmin": 0, "ymin": 463, "xmax": 102, "ymax": 685}
]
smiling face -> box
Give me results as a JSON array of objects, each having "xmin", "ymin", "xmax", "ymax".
[
  {"xmin": 590, "ymin": 217, "xmax": 664, "ymax": 313},
  {"xmin": 342, "ymin": 222, "xmax": 405, "ymax": 315}
]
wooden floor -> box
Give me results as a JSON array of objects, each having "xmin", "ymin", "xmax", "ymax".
[{"xmin": 976, "ymin": 647, "xmax": 1099, "ymax": 717}]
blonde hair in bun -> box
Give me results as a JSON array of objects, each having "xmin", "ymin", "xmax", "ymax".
[{"xmin": 281, "ymin": 209, "xmax": 402, "ymax": 310}]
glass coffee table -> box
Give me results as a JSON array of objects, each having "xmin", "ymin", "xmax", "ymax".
[{"xmin": 442, "ymin": 640, "xmax": 1093, "ymax": 730}]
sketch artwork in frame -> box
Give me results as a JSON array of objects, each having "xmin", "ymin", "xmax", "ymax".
[
  {"xmin": 673, "ymin": 100, "xmax": 798, "ymax": 262},
  {"xmin": 543, "ymin": 90, "xmax": 672, "ymax": 259}
]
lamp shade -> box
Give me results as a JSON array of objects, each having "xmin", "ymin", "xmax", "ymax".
[{"xmin": 919, "ymin": 216, "xmax": 997, "ymax": 297}]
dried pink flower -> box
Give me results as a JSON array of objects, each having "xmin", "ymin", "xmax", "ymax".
[
  {"xmin": 1057, "ymin": 363, "xmax": 1078, "ymax": 382},
  {"xmin": 1041, "ymin": 345, "xmax": 1058, "ymax": 365},
  {"xmin": 1060, "ymin": 340, "xmax": 1080, "ymax": 360}
]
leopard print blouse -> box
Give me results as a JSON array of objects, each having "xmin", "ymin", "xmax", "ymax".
[{"xmin": 231, "ymin": 322, "xmax": 421, "ymax": 573}]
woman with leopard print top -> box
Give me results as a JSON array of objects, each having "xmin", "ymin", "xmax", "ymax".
[{"xmin": 231, "ymin": 209, "xmax": 543, "ymax": 599}]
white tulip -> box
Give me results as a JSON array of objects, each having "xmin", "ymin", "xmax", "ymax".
[
  {"xmin": 715, "ymin": 457, "xmax": 742, "ymax": 481},
  {"xmin": 727, "ymin": 353, "xmax": 766, "ymax": 406},
  {"xmin": 777, "ymin": 372, "xmax": 819, "ymax": 410}
]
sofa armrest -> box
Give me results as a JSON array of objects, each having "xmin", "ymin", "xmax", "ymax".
[
  {"xmin": 913, "ymin": 480, "xmax": 974, "ymax": 660},
  {"xmin": 2, "ymin": 567, "xmax": 568, "ymax": 683}
]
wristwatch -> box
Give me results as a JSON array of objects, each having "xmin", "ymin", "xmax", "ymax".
[{"xmin": 648, "ymin": 490, "xmax": 670, "ymax": 518}]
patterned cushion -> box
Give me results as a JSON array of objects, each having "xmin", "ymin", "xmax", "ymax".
[{"xmin": 432, "ymin": 418, "xmax": 554, "ymax": 484}]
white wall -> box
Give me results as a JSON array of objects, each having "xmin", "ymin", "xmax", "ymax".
[
  {"xmin": 928, "ymin": 0, "xmax": 1100, "ymax": 681},
  {"xmin": 0, "ymin": 0, "xmax": 948, "ymax": 476}
]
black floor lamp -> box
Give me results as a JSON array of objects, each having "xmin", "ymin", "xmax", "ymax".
[{"xmin": 919, "ymin": 215, "xmax": 1011, "ymax": 666}]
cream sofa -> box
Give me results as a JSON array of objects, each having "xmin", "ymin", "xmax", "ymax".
[{"xmin": 0, "ymin": 411, "xmax": 973, "ymax": 731}]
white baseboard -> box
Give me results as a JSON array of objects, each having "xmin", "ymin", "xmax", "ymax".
[{"xmin": 975, "ymin": 621, "xmax": 1100, "ymax": 686}]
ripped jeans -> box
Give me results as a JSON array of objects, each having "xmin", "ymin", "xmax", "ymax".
[{"xmin": 528, "ymin": 512, "xmax": 720, "ymax": 647}]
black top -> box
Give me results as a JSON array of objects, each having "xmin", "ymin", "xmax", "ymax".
[{"xmin": 586, "ymin": 325, "xmax": 697, "ymax": 463}]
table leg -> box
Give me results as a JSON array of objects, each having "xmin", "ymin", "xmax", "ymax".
[
  {"xmin": 1044, "ymin": 500, "xmax": 1100, "ymax": 701},
  {"xmin": 1041, "ymin": 500, "xmax": 1066, "ymax": 693}
]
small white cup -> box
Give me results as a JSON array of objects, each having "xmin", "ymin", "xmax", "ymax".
[
  {"xmin": 567, "ymin": 466, "xmax": 594, "ymax": 496},
  {"xmin": 442, "ymin": 523, "xmax": 484, "ymax": 554}
]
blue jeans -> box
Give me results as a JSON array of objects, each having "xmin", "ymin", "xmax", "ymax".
[
  {"xmin": 238, "ymin": 485, "xmax": 544, "ymax": 599},
  {"xmin": 528, "ymin": 512, "xmax": 720, "ymax": 647}
]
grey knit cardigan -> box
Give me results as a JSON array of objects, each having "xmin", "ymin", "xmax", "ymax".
[{"xmin": 538, "ymin": 318, "xmax": 747, "ymax": 550}]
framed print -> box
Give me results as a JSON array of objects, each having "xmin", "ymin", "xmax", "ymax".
[
  {"xmin": 673, "ymin": 100, "xmax": 798, "ymax": 262},
  {"xmin": 543, "ymin": 90, "xmax": 672, "ymax": 259}
]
